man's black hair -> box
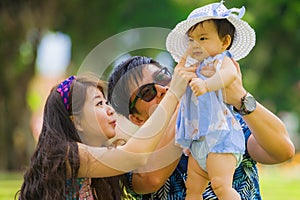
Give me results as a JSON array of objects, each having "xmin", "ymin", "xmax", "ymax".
[{"xmin": 107, "ymin": 56, "xmax": 163, "ymax": 118}]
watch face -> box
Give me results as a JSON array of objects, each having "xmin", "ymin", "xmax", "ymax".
[{"xmin": 244, "ymin": 95, "xmax": 256, "ymax": 112}]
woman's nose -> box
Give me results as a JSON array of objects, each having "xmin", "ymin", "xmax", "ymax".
[{"xmin": 107, "ymin": 105, "xmax": 115, "ymax": 116}]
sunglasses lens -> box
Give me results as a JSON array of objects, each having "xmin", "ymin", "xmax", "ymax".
[
  {"xmin": 153, "ymin": 67, "xmax": 172, "ymax": 85},
  {"xmin": 130, "ymin": 68, "xmax": 172, "ymax": 111},
  {"xmin": 139, "ymin": 84, "xmax": 157, "ymax": 102}
]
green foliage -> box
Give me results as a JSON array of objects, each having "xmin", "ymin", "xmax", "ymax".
[
  {"xmin": 241, "ymin": 1, "xmax": 300, "ymax": 117},
  {"xmin": 57, "ymin": 0, "xmax": 300, "ymax": 118},
  {"xmin": 27, "ymin": 90, "xmax": 42, "ymax": 112}
]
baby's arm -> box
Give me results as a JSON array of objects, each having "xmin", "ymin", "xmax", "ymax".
[{"xmin": 189, "ymin": 56, "xmax": 237, "ymax": 96}]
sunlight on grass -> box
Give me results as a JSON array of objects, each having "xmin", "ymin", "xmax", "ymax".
[
  {"xmin": 259, "ymin": 164, "xmax": 300, "ymax": 200},
  {"xmin": 1, "ymin": 164, "xmax": 300, "ymax": 199},
  {"xmin": 0, "ymin": 172, "xmax": 23, "ymax": 200}
]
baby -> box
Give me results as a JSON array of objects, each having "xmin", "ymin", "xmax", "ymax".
[{"xmin": 166, "ymin": 1, "xmax": 256, "ymax": 200}]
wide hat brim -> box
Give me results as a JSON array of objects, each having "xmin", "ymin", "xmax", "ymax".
[{"xmin": 166, "ymin": 5, "xmax": 256, "ymax": 65}]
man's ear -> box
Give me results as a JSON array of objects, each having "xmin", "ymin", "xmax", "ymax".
[
  {"xmin": 129, "ymin": 114, "xmax": 145, "ymax": 126},
  {"xmin": 222, "ymin": 35, "xmax": 232, "ymax": 50}
]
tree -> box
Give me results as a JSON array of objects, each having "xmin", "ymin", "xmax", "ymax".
[{"xmin": 0, "ymin": 0, "xmax": 60, "ymax": 170}]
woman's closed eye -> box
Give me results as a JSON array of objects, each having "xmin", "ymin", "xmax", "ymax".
[
  {"xmin": 96, "ymin": 100, "xmax": 110, "ymax": 106},
  {"xmin": 96, "ymin": 100, "xmax": 103, "ymax": 106}
]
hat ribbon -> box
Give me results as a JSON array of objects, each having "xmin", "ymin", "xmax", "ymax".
[
  {"xmin": 56, "ymin": 75, "xmax": 76, "ymax": 111},
  {"xmin": 189, "ymin": 4, "xmax": 245, "ymax": 20}
]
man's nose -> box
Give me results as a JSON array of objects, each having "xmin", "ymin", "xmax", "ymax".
[{"xmin": 155, "ymin": 84, "xmax": 168, "ymax": 97}]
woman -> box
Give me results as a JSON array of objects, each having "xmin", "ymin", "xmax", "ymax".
[{"xmin": 17, "ymin": 62, "xmax": 190, "ymax": 200}]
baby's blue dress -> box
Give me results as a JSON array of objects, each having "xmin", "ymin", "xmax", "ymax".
[{"xmin": 176, "ymin": 51, "xmax": 245, "ymax": 167}]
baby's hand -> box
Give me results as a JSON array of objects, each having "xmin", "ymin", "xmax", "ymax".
[{"xmin": 189, "ymin": 78, "xmax": 209, "ymax": 96}]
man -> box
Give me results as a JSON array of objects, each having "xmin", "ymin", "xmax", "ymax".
[{"xmin": 107, "ymin": 56, "xmax": 294, "ymax": 199}]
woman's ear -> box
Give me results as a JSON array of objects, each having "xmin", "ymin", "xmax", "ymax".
[
  {"xmin": 129, "ymin": 114, "xmax": 145, "ymax": 126},
  {"xmin": 222, "ymin": 35, "xmax": 232, "ymax": 50},
  {"xmin": 71, "ymin": 115, "xmax": 84, "ymax": 132}
]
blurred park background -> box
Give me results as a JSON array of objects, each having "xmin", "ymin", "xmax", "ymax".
[{"xmin": 0, "ymin": 0, "xmax": 299, "ymax": 199}]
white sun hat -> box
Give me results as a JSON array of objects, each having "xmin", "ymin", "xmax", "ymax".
[{"xmin": 166, "ymin": 1, "xmax": 256, "ymax": 65}]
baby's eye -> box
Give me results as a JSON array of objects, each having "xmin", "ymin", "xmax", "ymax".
[
  {"xmin": 199, "ymin": 37, "xmax": 207, "ymax": 41},
  {"xmin": 188, "ymin": 38, "xmax": 194, "ymax": 42}
]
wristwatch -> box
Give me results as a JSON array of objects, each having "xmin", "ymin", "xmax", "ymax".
[{"xmin": 233, "ymin": 92, "xmax": 257, "ymax": 116}]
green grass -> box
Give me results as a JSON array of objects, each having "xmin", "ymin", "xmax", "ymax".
[
  {"xmin": 0, "ymin": 172, "xmax": 23, "ymax": 200},
  {"xmin": 1, "ymin": 166, "xmax": 300, "ymax": 199},
  {"xmin": 259, "ymin": 165, "xmax": 300, "ymax": 200}
]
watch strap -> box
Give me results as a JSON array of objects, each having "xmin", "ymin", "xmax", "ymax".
[{"xmin": 233, "ymin": 92, "xmax": 256, "ymax": 116}]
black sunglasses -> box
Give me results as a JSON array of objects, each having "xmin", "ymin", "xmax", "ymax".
[{"xmin": 129, "ymin": 67, "xmax": 172, "ymax": 111}]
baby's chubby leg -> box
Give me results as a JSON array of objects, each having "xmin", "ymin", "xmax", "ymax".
[
  {"xmin": 185, "ymin": 155, "xmax": 209, "ymax": 200},
  {"xmin": 206, "ymin": 153, "xmax": 241, "ymax": 200}
]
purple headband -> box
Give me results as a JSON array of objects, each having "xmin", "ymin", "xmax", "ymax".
[{"xmin": 56, "ymin": 75, "xmax": 76, "ymax": 111}]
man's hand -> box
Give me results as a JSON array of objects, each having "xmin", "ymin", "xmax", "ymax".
[
  {"xmin": 169, "ymin": 49, "xmax": 197, "ymax": 99},
  {"xmin": 200, "ymin": 59, "xmax": 247, "ymax": 107}
]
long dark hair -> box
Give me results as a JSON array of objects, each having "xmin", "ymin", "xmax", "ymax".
[{"xmin": 17, "ymin": 75, "xmax": 128, "ymax": 200}]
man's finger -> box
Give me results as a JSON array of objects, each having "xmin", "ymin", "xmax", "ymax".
[
  {"xmin": 177, "ymin": 52, "xmax": 188, "ymax": 68},
  {"xmin": 176, "ymin": 46, "xmax": 193, "ymax": 68},
  {"xmin": 231, "ymin": 58, "xmax": 241, "ymax": 74}
]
